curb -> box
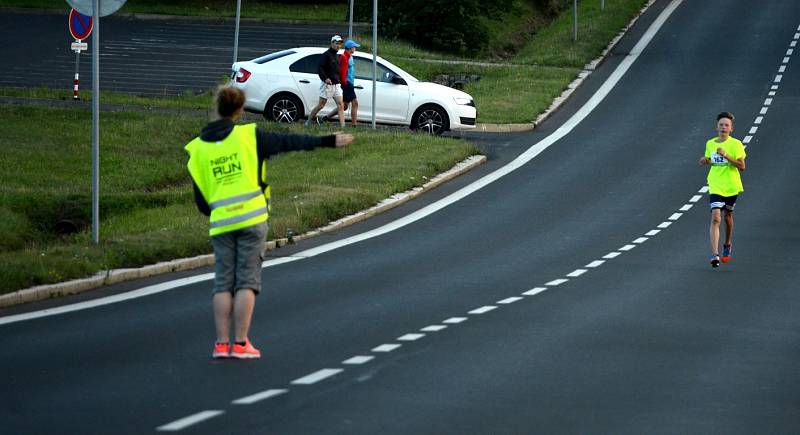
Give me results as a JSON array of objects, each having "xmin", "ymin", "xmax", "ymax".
[{"xmin": 0, "ymin": 155, "xmax": 486, "ymax": 308}]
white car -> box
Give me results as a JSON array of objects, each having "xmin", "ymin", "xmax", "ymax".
[{"xmin": 230, "ymin": 47, "xmax": 477, "ymax": 135}]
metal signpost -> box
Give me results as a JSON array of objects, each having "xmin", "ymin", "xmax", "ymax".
[
  {"xmin": 348, "ymin": 0, "xmax": 354, "ymax": 38},
  {"xmin": 371, "ymin": 0, "xmax": 377, "ymax": 129},
  {"xmin": 68, "ymin": 9, "xmax": 92, "ymax": 100},
  {"xmin": 573, "ymin": 0, "xmax": 578, "ymax": 42},
  {"xmin": 233, "ymin": 0, "xmax": 241, "ymax": 64},
  {"xmin": 65, "ymin": 0, "xmax": 126, "ymax": 244}
]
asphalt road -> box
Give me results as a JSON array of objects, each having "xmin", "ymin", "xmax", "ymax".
[
  {"xmin": 0, "ymin": 9, "xmax": 357, "ymax": 95},
  {"xmin": 3, "ymin": 0, "xmax": 800, "ymax": 433}
]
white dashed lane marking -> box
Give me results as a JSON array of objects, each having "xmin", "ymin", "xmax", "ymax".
[
  {"xmin": 291, "ymin": 369, "xmax": 344, "ymax": 385},
  {"xmin": 343, "ymin": 356, "xmax": 374, "ymax": 365},
  {"xmin": 232, "ymin": 389, "xmax": 288, "ymax": 405},
  {"xmin": 421, "ymin": 325, "xmax": 448, "ymax": 332},
  {"xmin": 469, "ymin": 306, "xmax": 498, "ymax": 315},
  {"xmin": 397, "ymin": 333, "xmax": 426, "ymax": 341},
  {"xmin": 372, "ymin": 344, "xmax": 402, "ymax": 352},
  {"xmin": 522, "ymin": 287, "xmax": 547, "ymax": 296},
  {"xmin": 156, "ymin": 410, "xmax": 225, "ymax": 432}
]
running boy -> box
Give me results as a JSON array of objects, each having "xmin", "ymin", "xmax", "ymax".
[{"xmin": 698, "ymin": 112, "xmax": 746, "ymax": 267}]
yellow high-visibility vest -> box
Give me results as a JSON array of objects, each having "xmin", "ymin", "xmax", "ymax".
[{"xmin": 185, "ymin": 123, "xmax": 270, "ymax": 236}]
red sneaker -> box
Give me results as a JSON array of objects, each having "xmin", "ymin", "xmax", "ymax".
[
  {"xmin": 231, "ymin": 339, "xmax": 261, "ymax": 359},
  {"xmin": 212, "ymin": 342, "xmax": 231, "ymax": 359},
  {"xmin": 721, "ymin": 244, "xmax": 732, "ymax": 263}
]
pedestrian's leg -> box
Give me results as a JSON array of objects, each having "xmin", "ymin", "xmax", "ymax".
[
  {"xmin": 723, "ymin": 210, "xmax": 734, "ymax": 246},
  {"xmin": 709, "ymin": 208, "xmax": 721, "ymax": 255},
  {"xmin": 326, "ymin": 102, "xmax": 346, "ymax": 121},
  {"xmin": 308, "ymin": 97, "xmax": 327, "ymax": 122},
  {"xmin": 233, "ymin": 289, "xmax": 256, "ymax": 343},
  {"xmin": 213, "ymin": 292, "xmax": 233, "ymax": 343},
  {"xmin": 334, "ymin": 96, "xmax": 345, "ymax": 128},
  {"xmin": 351, "ymin": 99, "xmax": 358, "ymax": 127}
]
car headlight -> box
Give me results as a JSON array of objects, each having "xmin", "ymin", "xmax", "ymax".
[{"xmin": 453, "ymin": 97, "xmax": 473, "ymax": 106}]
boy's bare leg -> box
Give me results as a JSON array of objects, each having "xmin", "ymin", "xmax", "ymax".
[
  {"xmin": 723, "ymin": 210, "xmax": 734, "ymax": 246},
  {"xmin": 709, "ymin": 208, "xmax": 721, "ymax": 255}
]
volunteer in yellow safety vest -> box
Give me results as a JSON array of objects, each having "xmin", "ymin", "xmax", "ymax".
[{"xmin": 186, "ymin": 86, "xmax": 353, "ymax": 359}]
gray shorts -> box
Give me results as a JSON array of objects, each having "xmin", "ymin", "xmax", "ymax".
[{"xmin": 210, "ymin": 222, "xmax": 268, "ymax": 295}]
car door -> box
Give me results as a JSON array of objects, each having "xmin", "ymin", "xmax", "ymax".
[
  {"xmin": 289, "ymin": 53, "xmax": 325, "ymax": 114},
  {"xmin": 353, "ymin": 57, "xmax": 410, "ymax": 124}
]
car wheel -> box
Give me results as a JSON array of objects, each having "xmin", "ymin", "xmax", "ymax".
[
  {"xmin": 265, "ymin": 93, "xmax": 303, "ymax": 123},
  {"xmin": 411, "ymin": 104, "xmax": 449, "ymax": 135}
]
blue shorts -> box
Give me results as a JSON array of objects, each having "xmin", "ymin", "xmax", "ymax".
[
  {"xmin": 342, "ymin": 82, "xmax": 357, "ymax": 103},
  {"xmin": 210, "ymin": 222, "xmax": 268, "ymax": 295},
  {"xmin": 709, "ymin": 194, "xmax": 737, "ymax": 212}
]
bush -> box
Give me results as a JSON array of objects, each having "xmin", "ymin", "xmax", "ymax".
[{"xmin": 355, "ymin": 0, "xmax": 507, "ymax": 55}]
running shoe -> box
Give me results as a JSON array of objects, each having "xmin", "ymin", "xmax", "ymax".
[
  {"xmin": 231, "ymin": 339, "xmax": 261, "ymax": 359},
  {"xmin": 710, "ymin": 255, "xmax": 720, "ymax": 268},
  {"xmin": 721, "ymin": 244, "xmax": 732, "ymax": 263},
  {"xmin": 212, "ymin": 342, "xmax": 231, "ymax": 359}
]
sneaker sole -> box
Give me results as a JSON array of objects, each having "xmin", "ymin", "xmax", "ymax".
[
  {"xmin": 230, "ymin": 353, "xmax": 260, "ymax": 359},
  {"xmin": 212, "ymin": 353, "xmax": 230, "ymax": 359},
  {"xmin": 711, "ymin": 259, "xmax": 720, "ymax": 267}
]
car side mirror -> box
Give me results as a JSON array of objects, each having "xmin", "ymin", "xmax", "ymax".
[{"xmin": 390, "ymin": 75, "xmax": 407, "ymax": 86}]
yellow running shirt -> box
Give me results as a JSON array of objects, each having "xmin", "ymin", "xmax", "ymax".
[{"xmin": 705, "ymin": 136, "xmax": 745, "ymax": 196}]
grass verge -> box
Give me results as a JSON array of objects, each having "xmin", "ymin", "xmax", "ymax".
[{"xmin": 0, "ymin": 104, "xmax": 477, "ymax": 294}]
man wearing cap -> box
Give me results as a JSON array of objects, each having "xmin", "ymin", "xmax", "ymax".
[
  {"xmin": 306, "ymin": 35, "xmax": 345, "ymax": 128},
  {"xmin": 326, "ymin": 39, "xmax": 360, "ymax": 127}
]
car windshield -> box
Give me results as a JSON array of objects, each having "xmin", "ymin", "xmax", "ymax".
[{"xmin": 252, "ymin": 50, "xmax": 296, "ymax": 64}]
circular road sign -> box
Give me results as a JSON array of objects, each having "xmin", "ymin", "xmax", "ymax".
[
  {"xmin": 65, "ymin": 0, "xmax": 126, "ymax": 17},
  {"xmin": 68, "ymin": 9, "xmax": 93, "ymax": 40}
]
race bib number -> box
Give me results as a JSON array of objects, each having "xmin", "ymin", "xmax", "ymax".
[{"xmin": 710, "ymin": 152, "xmax": 728, "ymax": 166}]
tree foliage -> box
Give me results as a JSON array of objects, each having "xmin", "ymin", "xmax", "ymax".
[{"xmin": 354, "ymin": 0, "xmax": 571, "ymax": 55}]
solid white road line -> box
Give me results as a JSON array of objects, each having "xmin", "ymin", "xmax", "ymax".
[
  {"xmin": 291, "ymin": 368, "xmax": 343, "ymax": 385},
  {"xmin": 156, "ymin": 410, "xmax": 225, "ymax": 432},
  {"xmin": 232, "ymin": 389, "xmax": 288, "ymax": 405},
  {"xmin": 0, "ymin": 0, "xmax": 685, "ymax": 326}
]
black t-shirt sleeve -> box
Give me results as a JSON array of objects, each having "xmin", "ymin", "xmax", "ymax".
[
  {"xmin": 256, "ymin": 129, "xmax": 336, "ymax": 159},
  {"xmin": 192, "ymin": 181, "xmax": 211, "ymax": 216}
]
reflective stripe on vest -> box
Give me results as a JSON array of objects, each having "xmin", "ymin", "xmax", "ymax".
[
  {"xmin": 209, "ymin": 205, "xmax": 269, "ymax": 229},
  {"xmin": 185, "ymin": 123, "xmax": 269, "ymax": 236},
  {"xmin": 208, "ymin": 189, "xmax": 263, "ymax": 211}
]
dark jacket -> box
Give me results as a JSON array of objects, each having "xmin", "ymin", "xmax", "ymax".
[
  {"xmin": 191, "ymin": 119, "xmax": 336, "ymax": 216},
  {"xmin": 318, "ymin": 47, "xmax": 341, "ymax": 84}
]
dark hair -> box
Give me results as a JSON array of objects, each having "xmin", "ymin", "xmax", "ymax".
[
  {"xmin": 717, "ymin": 111, "xmax": 734, "ymax": 122},
  {"xmin": 215, "ymin": 86, "xmax": 245, "ymax": 118}
]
